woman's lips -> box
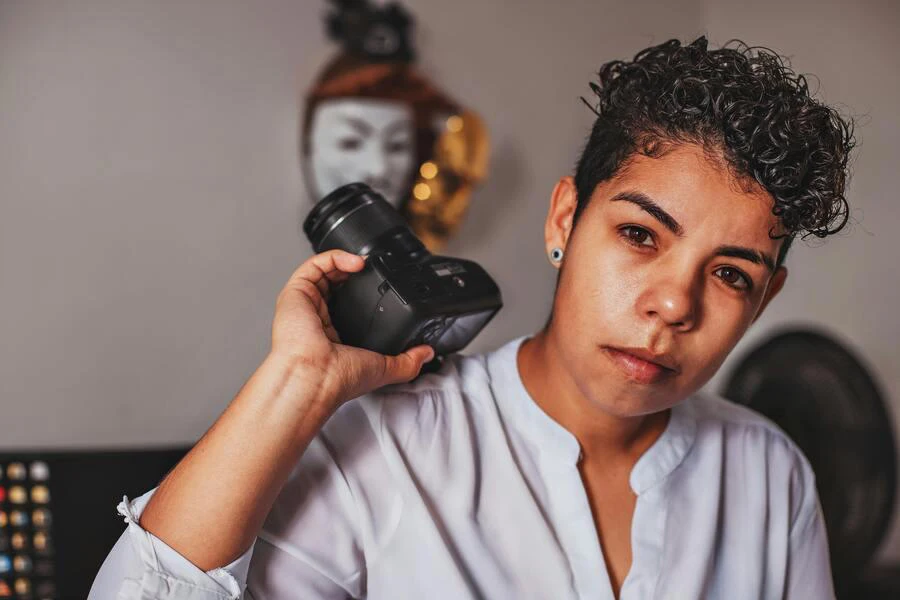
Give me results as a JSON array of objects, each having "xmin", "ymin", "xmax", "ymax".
[{"xmin": 603, "ymin": 347, "xmax": 675, "ymax": 384}]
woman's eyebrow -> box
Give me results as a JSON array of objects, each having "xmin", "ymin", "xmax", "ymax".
[
  {"xmin": 610, "ymin": 190, "xmax": 775, "ymax": 272},
  {"xmin": 715, "ymin": 245, "xmax": 776, "ymax": 273},
  {"xmin": 611, "ymin": 190, "xmax": 684, "ymax": 236}
]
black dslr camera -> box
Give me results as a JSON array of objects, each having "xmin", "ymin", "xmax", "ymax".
[{"xmin": 302, "ymin": 183, "xmax": 502, "ymax": 363}]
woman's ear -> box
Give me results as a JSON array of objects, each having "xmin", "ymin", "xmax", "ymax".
[
  {"xmin": 544, "ymin": 176, "xmax": 579, "ymax": 263},
  {"xmin": 751, "ymin": 266, "xmax": 788, "ymax": 324}
]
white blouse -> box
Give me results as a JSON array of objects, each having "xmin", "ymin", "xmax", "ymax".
[{"xmin": 89, "ymin": 334, "xmax": 835, "ymax": 599}]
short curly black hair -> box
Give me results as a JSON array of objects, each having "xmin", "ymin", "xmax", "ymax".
[{"xmin": 573, "ymin": 36, "xmax": 856, "ymax": 268}]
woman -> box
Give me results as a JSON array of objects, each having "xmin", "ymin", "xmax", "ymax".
[{"xmin": 90, "ymin": 36, "xmax": 852, "ymax": 599}]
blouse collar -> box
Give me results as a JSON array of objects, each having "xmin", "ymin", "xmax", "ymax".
[{"xmin": 486, "ymin": 335, "xmax": 697, "ymax": 495}]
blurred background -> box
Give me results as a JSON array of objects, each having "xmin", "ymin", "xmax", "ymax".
[{"xmin": 1, "ymin": 0, "xmax": 898, "ymax": 596}]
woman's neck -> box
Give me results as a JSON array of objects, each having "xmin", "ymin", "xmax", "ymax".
[{"xmin": 516, "ymin": 328, "xmax": 670, "ymax": 464}]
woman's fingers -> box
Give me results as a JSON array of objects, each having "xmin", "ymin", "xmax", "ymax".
[
  {"xmin": 286, "ymin": 250, "xmax": 366, "ymax": 295},
  {"xmin": 280, "ymin": 250, "xmax": 367, "ymax": 322},
  {"xmin": 278, "ymin": 250, "xmax": 435, "ymax": 394}
]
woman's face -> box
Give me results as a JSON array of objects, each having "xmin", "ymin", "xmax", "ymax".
[
  {"xmin": 306, "ymin": 98, "xmax": 416, "ymax": 208},
  {"xmin": 545, "ymin": 143, "xmax": 789, "ymax": 417}
]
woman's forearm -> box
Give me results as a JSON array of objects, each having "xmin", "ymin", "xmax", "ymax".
[{"xmin": 138, "ymin": 351, "xmax": 339, "ymax": 572}]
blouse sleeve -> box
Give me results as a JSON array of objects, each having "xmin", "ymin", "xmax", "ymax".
[
  {"xmin": 243, "ymin": 432, "xmax": 369, "ymax": 599},
  {"xmin": 88, "ymin": 399, "xmax": 392, "ymax": 599},
  {"xmin": 87, "ymin": 488, "xmax": 254, "ymax": 599},
  {"xmin": 243, "ymin": 397, "xmax": 404, "ymax": 598}
]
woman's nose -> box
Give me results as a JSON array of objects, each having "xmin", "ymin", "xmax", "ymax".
[{"xmin": 639, "ymin": 273, "xmax": 700, "ymax": 332}]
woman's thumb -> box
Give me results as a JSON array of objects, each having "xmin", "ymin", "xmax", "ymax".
[{"xmin": 383, "ymin": 345, "xmax": 435, "ymax": 384}]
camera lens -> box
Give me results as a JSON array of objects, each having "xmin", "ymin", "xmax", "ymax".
[{"xmin": 303, "ymin": 183, "xmax": 428, "ymax": 257}]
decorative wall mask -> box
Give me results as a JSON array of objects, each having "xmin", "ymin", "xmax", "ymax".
[{"xmin": 301, "ymin": 0, "xmax": 489, "ymax": 251}]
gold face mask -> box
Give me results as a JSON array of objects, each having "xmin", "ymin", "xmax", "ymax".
[{"xmin": 406, "ymin": 110, "xmax": 490, "ymax": 252}]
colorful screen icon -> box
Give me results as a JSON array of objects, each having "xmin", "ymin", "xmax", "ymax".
[
  {"xmin": 0, "ymin": 511, "xmax": 7, "ymax": 528},
  {"xmin": 28, "ymin": 462, "xmax": 49, "ymax": 482},
  {"xmin": 5, "ymin": 464, "xmax": 25, "ymax": 481},
  {"xmin": 13, "ymin": 578, "xmax": 30, "ymax": 596},
  {"xmin": 10, "ymin": 532, "xmax": 26, "ymax": 551},
  {"xmin": 8, "ymin": 511, "xmax": 27, "ymax": 528},
  {"xmin": 7, "ymin": 487, "xmax": 26, "ymax": 505},
  {"xmin": 32, "ymin": 532, "xmax": 49, "ymax": 553},
  {"xmin": 30, "ymin": 486, "xmax": 49, "ymax": 505},
  {"xmin": 12, "ymin": 554, "xmax": 31, "ymax": 573},
  {"xmin": 0, "ymin": 554, "xmax": 10, "ymax": 573},
  {"xmin": 31, "ymin": 509, "xmax": 51, "ymax": 528}
]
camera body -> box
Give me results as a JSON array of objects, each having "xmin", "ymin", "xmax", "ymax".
[{"xmin": 302, "ymin": 183, "xmax": 502, "ymax": 357}]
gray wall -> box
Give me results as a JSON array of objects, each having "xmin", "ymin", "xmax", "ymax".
[{"xmin": 2, "ymin": 0, "xmax": 898, "ymax": 562}]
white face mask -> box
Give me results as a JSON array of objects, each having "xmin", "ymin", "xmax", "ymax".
[{"xmin": 305, "ymin": 98, "xmax": 416, "ymax": 209}]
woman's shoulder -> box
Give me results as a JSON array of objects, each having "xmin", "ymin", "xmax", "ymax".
[
  {"xmin": 679, "ymin": 390, "xmax": 824, "ymax": 540},
  {"xmin": 685, "ymin": 389, "xmax": 817, "ymax": 486},
  {"xmin": 357, "ymin": 349, "xmax": 496, "ymax": 436},
  {"xmin": 688, "ymin": 389, "xmax": 802, "ymax": 447},
  {"xmin": 264, "ymin": 347, "xmax": 508, "ymax": 569},
  {"xmin": 315, "ymin": 347, "xmax": 497, "ymax": 451},
  {"xmin": 688, "ymin": 388, "xmax": 786, "ymax": 430}
]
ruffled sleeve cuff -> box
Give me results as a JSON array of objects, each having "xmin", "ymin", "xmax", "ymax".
[{"xmin": 112, "ymin": 488, "xmax": 255, "ymax": 599}]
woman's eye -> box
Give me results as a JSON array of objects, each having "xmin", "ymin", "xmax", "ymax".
[
  {"xmin": 617, "ymin": 226, "xmax": 754, "ymax": 293},
  {"xmin": 715, "ymin": 266, "xmax": 752, "ymax": 292},
  {"xmin": 619, "ymin": 225, "xmax": 655, "ymax": 248},
  {"xmin": 338, "ymin": 138, "xmax": 362, "ymax": 151}
]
